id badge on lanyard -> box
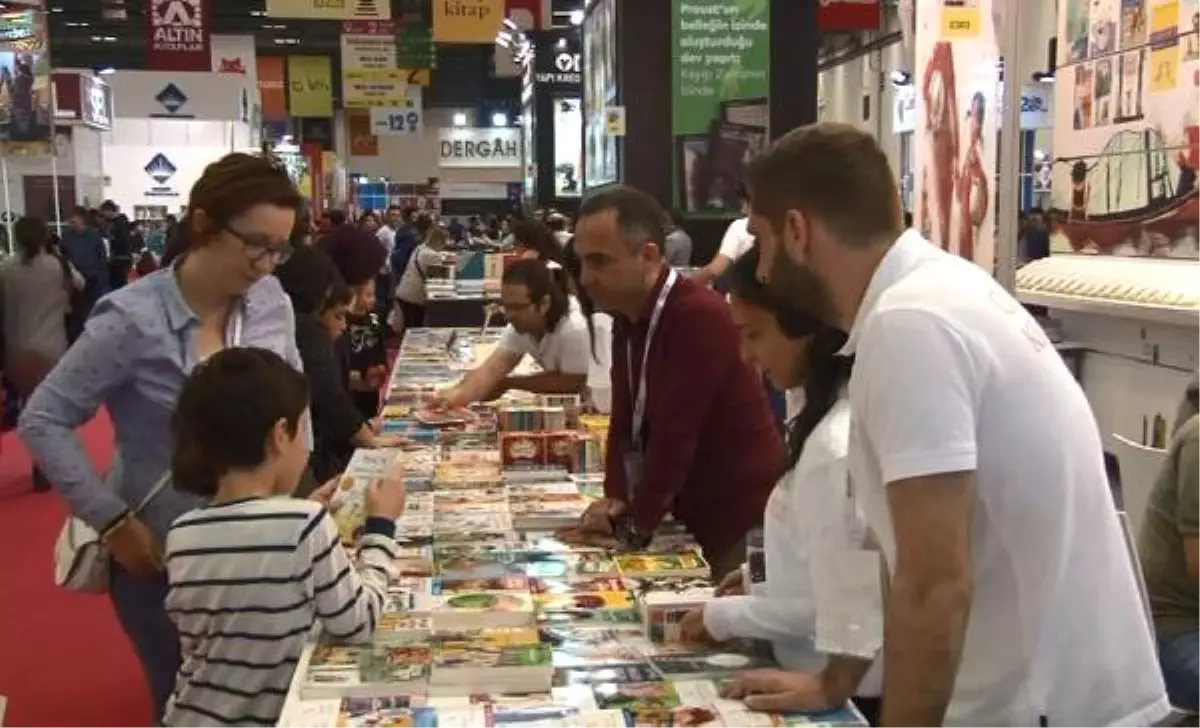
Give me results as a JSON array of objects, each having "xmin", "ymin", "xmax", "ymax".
[{"xmin": 623, "ymin": 269, "xmax": 678, "ymax": 500}]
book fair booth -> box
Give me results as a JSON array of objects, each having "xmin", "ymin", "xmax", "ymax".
[{"xmin": 518, "ymin": 29, "xmax": 585, "ymax": 213}]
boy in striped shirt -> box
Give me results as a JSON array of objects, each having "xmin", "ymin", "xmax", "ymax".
[{"xmin": 162, "ymin": 348, "xmax": 406, "ymax": 727}]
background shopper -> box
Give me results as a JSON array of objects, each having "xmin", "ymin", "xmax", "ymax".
[
  {"xmin": 18, "ymin": 153, "xmax": 304, "ymax": 722},
  {"xmin": 392, "ymin": 226, "xmax": 448, "ymax": 337},
  {"xmin": 0, "ymin": 216, "xmax": 84, "ymax": 491}
]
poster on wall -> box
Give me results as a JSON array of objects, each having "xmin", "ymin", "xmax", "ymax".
[
  {"xmin": 583, "ymin": 0, "xmax": 618, "ymax": 188},
  {"xmin": 1051, "ymin": 0, "xmax": 1198, "ymax": 257},
  {"xmin": 554, "ymin": 97, "xmax": 583, "ymax": 197},
  {"xmin": 432, "ymin": 0, "xmax": 504, "ymax": 43},
  {"xmin": 266, "ymin": 0, "xmax": 389, "ymax": 20},
  {"xmin": 913, "ymin": 0, "xmax": 1000, "ymax": 270},
  {"xmin": 288, "ymin": 55, "xmax": 334, "ymax": 118},
  {"xmin": 670, "ymin": 0, "xmax": 769, "ymax": 214},
  {"xmin": 0, "ymin": 7, "xmax": 51, "ymax": 155}
]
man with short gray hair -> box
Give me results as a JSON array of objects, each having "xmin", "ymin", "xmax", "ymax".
[{"xmin": 561, "ymin": 185, "xmax": 781, "ymax": 578}]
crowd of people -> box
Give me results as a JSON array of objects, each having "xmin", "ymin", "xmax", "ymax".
[{"xmin": 0, "ymin": 122, "xmax": 1194, "ymax": 728}]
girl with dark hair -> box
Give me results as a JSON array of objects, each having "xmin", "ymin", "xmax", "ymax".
[
  {"xmin": 430, "ymin": 258, "xmax": 592, "ymax": 408},
  {"xmin": 676, "ymin": 248, "xmax": 881, "ymax": 718},
  {"xmin": 18, "ymin": 152, "xmax": 305, "ymax": 721},
  {"xmin": 511, "ymin": 219, "xmax": 566, "ymax": 266},
  {"xmin": 316, "ymin": 225, "xmax": 390, "ymax": 419},
  {"xmin": 0, "ymin": 216, "xmax": 84, "ymax": 491},
  {"xmin": 274, "ymin": 244, "xmax": 406, "ymax": 481}
]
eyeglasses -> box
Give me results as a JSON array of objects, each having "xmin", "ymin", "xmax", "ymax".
[{"xmin": 225, "ymin": 225, "xmax": 293, "ymax": 264}]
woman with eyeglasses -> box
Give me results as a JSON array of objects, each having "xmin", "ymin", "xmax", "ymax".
[{"xmin": 18, "ymin": 153, "xmax": 305, "ymax": 724}]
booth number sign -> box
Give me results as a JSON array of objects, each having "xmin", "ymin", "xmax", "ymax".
[{"xmin": 370, "ymin": 107, "xmax": 423, "ymax": 135}]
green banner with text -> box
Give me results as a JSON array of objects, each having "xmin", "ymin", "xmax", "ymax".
[{"xmin": 671, "ymin": 0, "xmax": 770, "ymax": 215}]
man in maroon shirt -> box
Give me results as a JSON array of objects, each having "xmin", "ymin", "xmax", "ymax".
[{"xmin": 565, "ymin": 185, "xmax": 782, "ymax": 578}]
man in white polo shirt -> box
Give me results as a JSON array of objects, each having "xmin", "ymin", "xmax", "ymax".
[
  {"xmin": 732, "ymin": 123, "xmax": 1168, "ymax": 726},
  {"xmin": 693, "ymin": 185, "xmax": 757, "ymax": 288},
  {"xmin": 433, "ymin": 258, "xmax": 592, "ymax": 406}
]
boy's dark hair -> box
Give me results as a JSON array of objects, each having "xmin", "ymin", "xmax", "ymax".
[
  {"xmin": 171, "ymin": 348, "xmax": 309, "ymax": 497},
  {"xmin": 727, "ymin": 248, "xmax": 851, "ymax": 474},
  {"xmin": 275, "ymin": 242, "xmax": 339, "ymax": 316}
]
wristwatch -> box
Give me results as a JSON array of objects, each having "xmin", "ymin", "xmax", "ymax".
[{"xmin": 612, "ymin": 513, "xmax": 653, "ymax": 551}]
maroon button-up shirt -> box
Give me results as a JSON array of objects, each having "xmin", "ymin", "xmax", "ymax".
[{"xmin": 603, "ymin": 266, "xmax": 782, "ymax": 557}]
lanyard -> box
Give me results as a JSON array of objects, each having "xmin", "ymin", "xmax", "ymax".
[
  {"xmin": 626, "ymin": 268, "xmax": 678, "ymax": 445},
  {"xmin": 227, "ymin": 306, "xmax": 244, "ymax": 347}
]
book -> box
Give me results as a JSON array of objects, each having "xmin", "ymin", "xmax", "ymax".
[
  {"xmin": 335, "ymin": 696, "xmax": 428, "ymax": 727},
  {"xmin": 338, "ymin": 703, "xmax": 488, "ymax": 727},
  {"xmin": 556, "ymin": 662, "xmax": 662, "ymax": 686},
  {"xmin": 615, "ymin": 550, "xmax": 710, "ymax": 580},
  {"xmin": 329, "ymin": 475, "xmax": 375, "ymax": 544},
  {"xmin": 343, "ymin": 448, "xmax": 404, "ymax": 478},
  {"xmin": 647, "ymin": 649, "xmax": 777, "ymax": 680},
  {"xmin": 637, "ymin": 581, "xmax": 715, "ymax": 644},
  {"xmin": 592, "ymin": 681, "xmax": 682, "ymax": 712},
  {"xmin": 544, "ymin": 627, "xmax": 649, "ymax": 669},
  {"xmin": 535, "ymin": 590, "xmax": 634, "ymax": 613},
  {"xmin": 436, "ymin": 574, "xmax": 531, "ymax": 594},
  {"xmin": 429, "ymin": 627, "xmax": 554, "ymax": 694},
  {"xmin": 298, "ymin": 643, "xmax": 431, "ymax": 699},
  {"xmin": 430, "ymin": 590, "xmax": 536, "ymax": 630}
]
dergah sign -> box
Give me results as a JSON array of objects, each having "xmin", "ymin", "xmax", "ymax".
[{"xmin": 438, "ymin": 128, "xmax": 521, "ymax": 169}]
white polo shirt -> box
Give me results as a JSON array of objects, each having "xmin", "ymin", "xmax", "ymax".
[
  {"xmin": 717, "ymin": 217, "xmax": 756, "ymax": 261},
  {"xmin": 497, "ymin": 298, "xmax": 592, "ymax": 375},
  {"xmin": 844, "ymin": 231, "xmax": 1169, "ymax": 726}
]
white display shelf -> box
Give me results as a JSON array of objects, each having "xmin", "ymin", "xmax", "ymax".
[{"xmin": 1016, "ymin": 255, "xmax": 1200, "ymax": 327}]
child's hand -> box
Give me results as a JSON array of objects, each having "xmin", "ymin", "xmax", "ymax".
[
  {"xmin": 366, "ymin": 365, "xmax": 387, "ymax": 387},
  {"xmin": 366, "ymin": 472, "xmax": 406, "ymax": 520}
]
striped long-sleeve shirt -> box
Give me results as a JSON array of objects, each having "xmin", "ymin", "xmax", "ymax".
[{"xmin": 163, "ymin": 497, "xmax": 397, "ymax": 727}]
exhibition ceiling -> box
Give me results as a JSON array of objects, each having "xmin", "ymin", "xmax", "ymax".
[{"xmin": 40, "ymin": 0, "xmax": 585, "ymax": 106}]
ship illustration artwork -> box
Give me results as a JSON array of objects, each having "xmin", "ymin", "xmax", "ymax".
[{"xmin": 1051, "ymin": 124, "xmax": 1199, "ymax": 255}]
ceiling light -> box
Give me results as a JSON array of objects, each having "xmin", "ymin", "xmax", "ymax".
[
  {"xmin": 502, "ymin": 18, "xmax": 518, "ymax": 31},
  {"xmin": 569, "ymin": 9, "xmax": 584, "ymax": 25},
  {"xmin": 452, "ymin": 112, "xmax": 467, "ymax": 127},
  {"xmin": 97, "ymin": 66, "xmax": 115, "ymax": 75},
  {"xmin": 1032, "ymin": 70, "xmax": 1056, "ymax": 83},
  {"xmin": 249, "ymin": 9, "xmax": 266, "ymax": 16},
  {"xmin": 492, "ymin": 112, "xmax": 508, "ymax": 127}
]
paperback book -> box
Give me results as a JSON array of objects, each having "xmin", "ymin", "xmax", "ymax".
[
  {"xmin": 615, "ymin": 550, "xmax": 710, "ymax": 580},
  {"xmin": 429, "ymin": 627, "xmax": 554, "ymax": 694},
  {"xmin": 299, "ymin": 643, "xmax": 432, "ymax": 699},
  {"xmin": 430, "ymin": 590, "xmax": 537, "ymax": 630}
]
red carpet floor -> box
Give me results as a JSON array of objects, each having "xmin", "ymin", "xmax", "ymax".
[{"xmin": 0, "ymin": 412, "xmax": 151, "ymax": 727}]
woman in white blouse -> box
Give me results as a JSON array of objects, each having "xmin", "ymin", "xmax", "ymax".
[{"xmin": 678, "ymin": 248, "xmax": 882, "ymax": 719}]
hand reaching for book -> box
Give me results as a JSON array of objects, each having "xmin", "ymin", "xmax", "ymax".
[
  {"xmin": 721, "ymin": 669, "xmax": 837, "ymax": 713},
  {"xmin": 105, "ymin": 514, "xmax": 163, "ymax": 578},
  {"xmin": 579, "ymin": 497, "xmax": 626, "ymax": 536},
  {"xmin": 366, "ymin": 465, "xmax": 407, "ymax": 520},
  {"xmin": 716, "ymin": 566, "xmax": 746, "ymax": 596},
  {"xmin": 678, "ymin": 607, "xmax": 714, "ymax": 645}
]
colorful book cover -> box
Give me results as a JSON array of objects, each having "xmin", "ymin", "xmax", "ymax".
[
  {"xmin": 558, "ymin": 663, "xmax": 662, "ymax": 686},
  {"xmin": 615, "ymin": 550, "xmax": 710, "ymax": 579},
  {"xmin": 337, "ymin": 696, "xmax": 430, "ymax": 727},
  {"xmin": 530, "ymin": 576, "xmax": 628, "ymax": 595},
  {"xmin": 435, "ymin": 574, "xmax": 531, "ymax": 595},
  {"xmin": 359, "ymin": 644, "xmax": 433, "ymax": 686},
  {"xmin": 535, "ymin": 590, "xmax": 634, "ymax": 612},
  {"xmin": 593, "ymin": 681, "xmax": 681, "ymax": 712}
]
